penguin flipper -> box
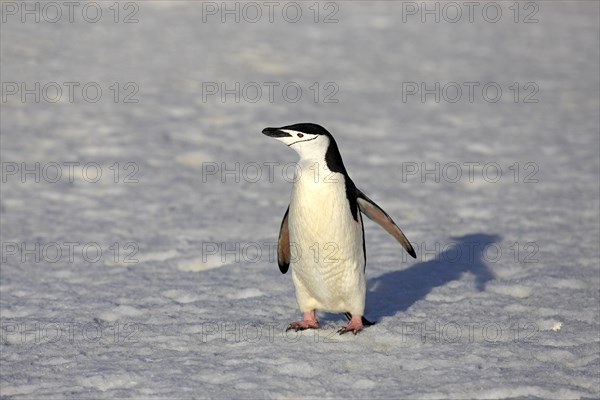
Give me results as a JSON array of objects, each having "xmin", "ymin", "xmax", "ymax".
[
  {"xmin": 277, "ymin": 206, "xmax": 291, "ymax": 273},
  {"xmin": 356, "ymin": 189, "xmax": 417, "ymax": 259}
]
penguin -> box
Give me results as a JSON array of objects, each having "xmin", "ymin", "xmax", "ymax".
[{"xmin": 262, "ymin": 123, "xmax": 416, "ymax": 334}]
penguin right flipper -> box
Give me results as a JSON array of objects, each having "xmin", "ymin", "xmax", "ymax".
[
  {"xmin": 277, "ymin": 206, "xmax": 291, "ymax": 274},
  {"xmin": 356, "ymin": 189, "xmax": 417, "ymax": 259}
]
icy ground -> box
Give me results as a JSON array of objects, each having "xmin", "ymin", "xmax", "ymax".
[{"xmin": 1, "ymin": 1, "xmax": 599, "ymax": 399}]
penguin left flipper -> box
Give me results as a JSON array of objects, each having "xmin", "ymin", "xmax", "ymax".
[
  {"xmin": 356, "ymin": 189, "xmax": 417, "ymax": 259},
  {"xmin": 277, "ymin": 206, "xmax": 291, "ymax": 274}
]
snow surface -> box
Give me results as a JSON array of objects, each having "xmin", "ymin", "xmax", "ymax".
[{"xmin": 1, "ymin": 1, "xmax": 599, "ymax": 399}]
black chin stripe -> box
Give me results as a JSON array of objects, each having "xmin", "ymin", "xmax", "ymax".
[{"xmin": 287, "ymin": 135, "xmax": 319, "ymax": 147}]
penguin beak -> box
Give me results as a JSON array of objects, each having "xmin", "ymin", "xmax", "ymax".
[{"xmin": 262, "ymin": 127, "xmax": 292, "ymax": 138}]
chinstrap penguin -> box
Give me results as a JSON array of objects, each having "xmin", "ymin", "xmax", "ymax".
[{"xmin": 262, "ymin": 123, "xmax": 416, "ymax": 334}]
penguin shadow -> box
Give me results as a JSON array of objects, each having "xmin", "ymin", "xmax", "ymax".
[{"xmin": 366, "ymin": 233, "xmax": 500, "ymax": 321}]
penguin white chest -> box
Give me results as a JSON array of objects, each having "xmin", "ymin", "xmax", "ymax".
[{"xmin": 287, "ymin": 164, "xmax": 365, "ymax": 314}]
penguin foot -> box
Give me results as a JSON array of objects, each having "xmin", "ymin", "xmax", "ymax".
[
  {"xmin": 344, "ymin": 312, "xmax": 375, "ymax": 326},
  {"xmin": 338, "ymin": 315, "xmax": 364, "ymax": 335},
  {"xmin": 287, "ymin": 320, "xmax": 319, "ymax": 331},
  {"xmin": 286, "ymin": 310, "xmax": 319, "ymax": 331}
]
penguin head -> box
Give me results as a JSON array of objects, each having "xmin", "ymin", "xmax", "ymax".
[{"xmin": 262, "ymin": 123, "xmax": 333, "ymax": 161}]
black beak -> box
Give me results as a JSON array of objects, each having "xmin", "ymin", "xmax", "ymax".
[{"xmin": 262, "ymin": 127, "xmax": 291, "ymax": 138}]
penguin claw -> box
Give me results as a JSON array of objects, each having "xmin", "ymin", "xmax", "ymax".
[
  {"xmin": 286, "ymin": 321, "xmax": 319, "ymax": 331},
  {"xmin": 338, "ymin": 315, "xmax": 365, "ymax": 335},
  {"xmin": 337, "ymin": 326, "xmax": 362, "ymax": 335}
]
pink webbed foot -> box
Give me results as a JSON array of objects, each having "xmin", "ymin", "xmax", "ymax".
[
  {"xmin": 286, "ymin": 310, "xmax": 319, "ymax": 331},
  {"xmin": 338, "ymin": 315, "xmax": 365, "ymax": 335}
]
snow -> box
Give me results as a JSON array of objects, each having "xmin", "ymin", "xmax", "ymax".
[{"xmin": 1, "ymin": 1, "xmax": 599, "ymax": 399}]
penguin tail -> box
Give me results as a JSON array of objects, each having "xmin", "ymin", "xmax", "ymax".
[{"xmin": 344, "ymin": 312, "xmax": 376, "ymax": 326}]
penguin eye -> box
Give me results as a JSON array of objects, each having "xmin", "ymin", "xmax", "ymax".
[{"xmin": 297, "ymin": 133, "xmax": 304, "ymax": 138}]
